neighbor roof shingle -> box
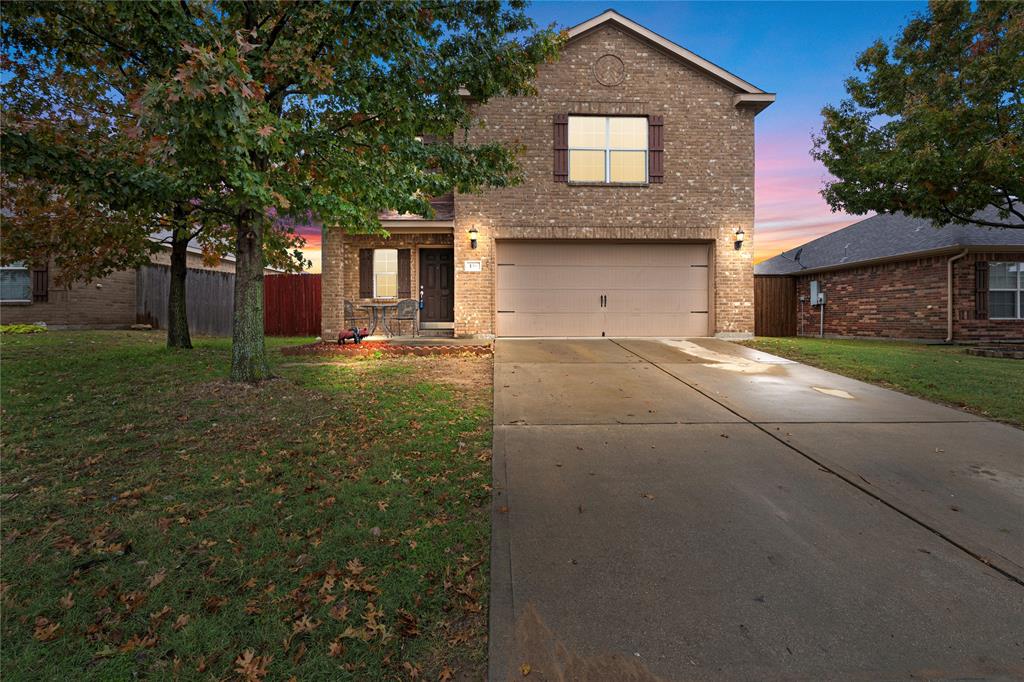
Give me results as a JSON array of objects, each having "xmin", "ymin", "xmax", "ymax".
[{"xmin": 755, "ymin": 209, "xmax": 1024, "ymax": 275}]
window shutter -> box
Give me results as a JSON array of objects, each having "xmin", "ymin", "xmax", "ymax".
[
  {"xmin": 397, "ymin": 249, "xmax": 411, "ymax": 298},
  {"xmin": 974, "ymin": 261, "xmax": 988, "ymax": 320},
  {"xmin": 359, "ymin": 249, "xmax": 373, "ymax": 298},
  {"xmin": 553, "ymin": 113, "xmax": 568, "ymax": 182},
  {"xmin": 648, "ymin": 115, "xmax": 664, "ymax": 183},
  {"xmin": 31, "ymin": 262, "xmax": 49, "ymax": 303}
]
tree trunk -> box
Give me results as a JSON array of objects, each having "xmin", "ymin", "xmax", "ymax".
[
  {"xmin": 166, "ymin": 213, "xmax": 193, "ymax": 349},
  {"xmin": 230, "ymin": 209, "xmax": 270, "ymax": 382}
]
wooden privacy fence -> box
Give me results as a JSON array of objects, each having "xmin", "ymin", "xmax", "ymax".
[
  {"xmin": 754, "ymin": 275, "xmax": 797, "ymax": 337},
  {"xmin": 136, "ymin": 264, "xmax": 235, "ymax": 336},
  {"xmin": 264, "ymin": 274, "xmax": 321, "ymax": 336}
]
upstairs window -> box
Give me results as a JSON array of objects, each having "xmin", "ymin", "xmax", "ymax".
[
  {"xmin": 989, "ymin": 262, "xmax": 1022, "ymax": 319},
  {"xmin": 568, "ymin": 116, "xmax": 647, "ymax": 184},
  {"xmin": 0, "ymin": 262, "xmax": 31, "ymax": 302}
]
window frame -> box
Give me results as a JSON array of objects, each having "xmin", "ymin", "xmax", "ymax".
[
  {"xmin": 988, "ymin": 261, "xmax": 1023, "ymax": 320},
  {"xmin": 0, "ymin": 262, "xmax": 32, "ymax": 304},
  {"xmin": 372, "ymin": 248, "xmax": 399, "ymax": 300},
  {"xmin": 567, "ymin": 115, "xmax": 648, "ymax": 186}
]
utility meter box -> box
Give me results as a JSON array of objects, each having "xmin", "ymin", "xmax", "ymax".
[{"xmin": 809, "ymin": 280, "xmax": 826, "ymax": 306}]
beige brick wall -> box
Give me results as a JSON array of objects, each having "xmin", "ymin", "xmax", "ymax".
[
  {"xmin": 455, "ymin": 23, "xmax": 757, "ymax": 336},
  {"xmin": 1, "ymin": 249, "xmax": 240, "ymax": 328},
  {"xmin": 321, "ymin": 229, "xmax": 453, "ymax": 339}
]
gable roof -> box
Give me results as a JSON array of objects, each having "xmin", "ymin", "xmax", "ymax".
[
  {"xmin": 755, "ymin": 209, "xmax": 1024, "ymax": 276},
  {"xmin": 566, "ymin": 10, "xmax": 775, "ymax": 110}
]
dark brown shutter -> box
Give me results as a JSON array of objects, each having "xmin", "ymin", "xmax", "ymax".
[
  {"xmin": 31, "ymin": 261, "xmax": 49, "ymax": 303},
  {"xmin": 397, "ymin": 249, "xmax": 411, "ymax": 298},
  {"xmin": 975, "ymin": 261, "xmax": 989, "ymax": 319},
  {"xmin": 359, "ymin": 249, "xmax": 373, "ymax": 299},
  {"xmin": 553, "ymin": 113, "xmax": 568, "ymax": 182},
  {"xmin": 648, "ymin": 115, "xmax": 664, "ymax": 183}
]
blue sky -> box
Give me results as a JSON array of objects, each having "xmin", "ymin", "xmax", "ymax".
[{"xmin": 525, "ymin": 0, "xmax": 927, "ymax": 261}]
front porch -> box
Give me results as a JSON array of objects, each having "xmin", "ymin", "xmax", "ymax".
[{"xmin": 320, "ymin": 226, "xmax": 456, "ymax": 340}]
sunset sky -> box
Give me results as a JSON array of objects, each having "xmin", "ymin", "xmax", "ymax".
[{"xmin": 296, "ymin": 0, "xmax": 926, "ymax": 272}]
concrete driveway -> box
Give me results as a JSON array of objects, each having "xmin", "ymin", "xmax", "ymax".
[{"xmin": 490, "ymin": 338, "xmax": 1024, "ymax": 681}]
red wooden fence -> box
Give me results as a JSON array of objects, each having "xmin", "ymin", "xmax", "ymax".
[{"xmin": 264, "ymin": 274, "xmax": 321, "ymax": 336}]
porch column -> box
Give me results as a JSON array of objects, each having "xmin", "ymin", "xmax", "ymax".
[{"xmin": 320, "ymin": 226, "xmax": 344, "ymax": 339}]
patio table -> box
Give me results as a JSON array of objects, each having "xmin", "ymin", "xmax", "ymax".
[{"xmin": 359, "ymin": 302, "xmax": 399, "ymax": 336}]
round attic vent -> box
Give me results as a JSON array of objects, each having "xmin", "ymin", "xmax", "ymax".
[{"xmin": 594, "ymin": 54, "xmax": 625, "ymax": 87}]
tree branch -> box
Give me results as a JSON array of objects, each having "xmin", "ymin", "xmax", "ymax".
[{"xmin": 938, "ymin": 204, "xmax": 1023, "ymax": 229}]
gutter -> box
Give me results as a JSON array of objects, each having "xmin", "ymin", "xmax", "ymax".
[{"xmin": 946, "ymin": 248, "xmax": 969, "ymax": 343}]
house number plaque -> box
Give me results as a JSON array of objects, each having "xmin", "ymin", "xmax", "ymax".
[{"xmin": 463, "ymin": 260, "xmax": 482, "ymax": 273}]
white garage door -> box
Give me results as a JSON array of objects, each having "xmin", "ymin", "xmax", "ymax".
[{"xmin": 496, "ymin": 242, "xmax": 710, "ymax": 337}]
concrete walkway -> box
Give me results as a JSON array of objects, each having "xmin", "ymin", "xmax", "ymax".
[{"xmin": 489, "ymin": 339, "xmax": 1024, "ymax": 681}]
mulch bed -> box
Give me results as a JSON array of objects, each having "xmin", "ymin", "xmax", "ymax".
[{"xmin": 281, "ymin": 340, "xmax": 492, "ymax": 357}]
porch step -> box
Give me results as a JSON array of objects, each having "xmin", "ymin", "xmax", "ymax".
[{"xmin": 417, "ymin": 329, "xmax": 455, "ymax": 338}]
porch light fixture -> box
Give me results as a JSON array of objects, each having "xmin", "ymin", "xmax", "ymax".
[
  {"xmin": 468, "ymin": 226, "xmax": 479, "ymax": 249},
  {"xmin": 734, "ymin": 227, "xmax": 745, "ymax": 250}
]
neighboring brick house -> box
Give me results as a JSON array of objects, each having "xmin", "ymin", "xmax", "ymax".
[
  {"xmin": 1, "ymin": 238, "xmax": 245, "ymax": 330},
  {"xmin": 754, "ymin": 210, "xmax": 1024, "ymax": 342},
  {"xmin": 321, "ymin": 10, "xmax": 775, "ymax": 340}
]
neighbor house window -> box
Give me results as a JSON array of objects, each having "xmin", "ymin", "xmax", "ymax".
[
  {"xmin": 0, "ymin": 262, "xmax": 31, "ymax": 303},
  {"xmin": 568, "ymin": 116, "xmax": 647, "ymax": 184},
  {"xmin": 988, "ymin": 262, "xmax": 1022, "ymax": 319},
  {"xmin": 373, "ymin": 249, "xmax": 398, "ymax": 299}
]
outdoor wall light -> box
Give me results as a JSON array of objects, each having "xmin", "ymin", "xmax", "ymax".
[
  {"xmin": 734, "ymin": 227, "xmax": 745, "ymax": 250},
  {"xmin": 468, "ymin": 226, "xmax": 479, "ymax": 249}
]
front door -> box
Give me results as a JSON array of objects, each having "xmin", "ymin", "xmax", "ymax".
[{"xmin": 419, "ymin": 248, "xmax": 454, "ymax": 325}]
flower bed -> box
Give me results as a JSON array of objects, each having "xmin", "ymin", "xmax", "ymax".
[{"xmin": 281, "ymin": 340, "xmax": 492, "ymax": 357}]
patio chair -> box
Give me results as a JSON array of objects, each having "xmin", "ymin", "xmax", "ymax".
[
  {"xmin": 344, "ymin": 300, "xmax": 370, "ymax": 330},
  {"xmin": 394, "ymin": 298, "xmax": 419, "ymax": 337}
]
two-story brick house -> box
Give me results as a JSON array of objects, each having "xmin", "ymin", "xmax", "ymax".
[{"xmin": 321, "ymin": 10, "xmax": 774, "ymax": 339}]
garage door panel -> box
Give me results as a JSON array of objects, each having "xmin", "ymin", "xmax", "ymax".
[
  {"xmin": 496, "ymin": 242, "xmax": 710, "ymax": 338},
  {"xmin": 604, "ymin": 290, "xmax": 708, "ymax": 314},
  {"xmin": 496, "ymin": 311, "xmax": 604, "ymax": 337},
  {"xmin": 498, "ymin": 242, "xmax": 708, "ymax": 268},
  {"xmin": 500, "ymin": 266, "xmax": 706, "ymax": 292}
]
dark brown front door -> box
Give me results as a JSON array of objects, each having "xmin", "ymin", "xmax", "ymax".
[{"xmin": 419, "ymin": 248, "xmax": 454, "ymax": 323}]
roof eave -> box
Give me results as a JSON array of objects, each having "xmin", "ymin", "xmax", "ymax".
[{"xmin": 757, "ymin": 244, "xmax": 1024, "ymax": 277}]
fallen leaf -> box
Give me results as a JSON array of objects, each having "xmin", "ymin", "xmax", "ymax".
[
  {"xmin": 33, "ymin": 617, "xmax": 61, "ymax": 641},
  {"xmin": 345, "ymin": 558, "xmax": 365, "ymax": 575},
  {"xmin": 438, "ymin": 666, "xmax": 455, "ymax": 681},
  {"xmin": 234, "ymin": 650, "xmax": 272, "ymax": 681},
  {"xmin": 327, "ymin": 638, "xmax": 345, "ymax": 658},
  {"xmin": 148, "ymin": 568, "xmax": 167, "ymax": 589},
  {"xmin": 59, "ymin": 591, "xmax": 74, "ymax": 609},
  {"xmin": 172, "ymin": 613, "xmax": 190, "ymax": 631},
  {"xmin": 520, "ymin": 663, "xmax": 532, "ymax": 676}
]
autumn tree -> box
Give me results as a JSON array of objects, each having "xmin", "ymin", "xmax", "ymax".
[
  {"xmin": 1, "ymin": 3, "xmax": 307, "ymax": 349},
  {"xmin": 812, "ymin": 0, "xmax": 1023, "ymax": 229},
  {"xmin": 3, "ymin": 2, "xmax": 559, "ymax": 379}
]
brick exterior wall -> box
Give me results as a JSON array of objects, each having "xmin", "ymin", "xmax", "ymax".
[
  {"xmin": 792, "ymin": 251, "xmax": 1024, "ymax": 341},
  {"xmin": 322, "ymin": 22, "xmax": 761, "ymax": 338},
  {"xmin": 320, "ymin": 230, "xmax": 454, "ymax": 339},
  {"xmin": 0, "ymin": 249, "xmax": 240, "ymax": 328},
  {"xmin": 454, "ymin": 23, "xmax": 757, "ymax": 336}
]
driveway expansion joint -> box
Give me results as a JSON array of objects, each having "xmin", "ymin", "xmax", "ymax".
[{"xmin": 608, "ymin": 338, "xmax": 1024, "ymax": 588}]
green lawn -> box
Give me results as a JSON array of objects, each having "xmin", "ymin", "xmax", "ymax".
[
  {"xmin": 1, "ymin": 331, "xmax": 492, "ymax": 680},
  {"xmin": 742, "ymin": 337, "xmax": 1024, "ymax": 427}
]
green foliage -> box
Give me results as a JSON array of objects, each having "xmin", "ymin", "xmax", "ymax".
[
  {"xmin": 0, "ymin": 324, "xmax": 47, "ymax": 334},
  {"xmin": 0, "ymin": 331, "xmax": 493, "ymax": 679},
  {"xmin": 812, "ymin": 1, "xmax": 1024, "ymax": 228},
  {"xmin": 742, "ymin": 337, "xmax": 1024, "ymax": 426},
  {"xmin": 2, "ymin": 0, "xmax": 562, "ymax": 381}
]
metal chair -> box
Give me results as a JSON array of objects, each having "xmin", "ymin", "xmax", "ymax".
[
  {"xmin": 344, "ymin": 300, "xmax": 371, "ymax": 331},
  {"xmin": 394, "ymin": 298, "xmax": 419, "ymax": 337}
]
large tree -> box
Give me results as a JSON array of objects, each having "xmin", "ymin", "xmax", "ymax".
[
  {"xmin": 2, "ymin": 2, "xmax": 308, "ymax": 349},
  {"xmin": 812, "ymin": 1, "xmax": 1023, "ymax": 229},
  {"xmin": 3, "ymin": 1, "xmax": 560, "ymax": 381}
]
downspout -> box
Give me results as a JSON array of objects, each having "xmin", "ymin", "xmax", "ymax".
[{"xmin": 946, "ymin": 248, "xmax": 969, "ymax": 343}]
